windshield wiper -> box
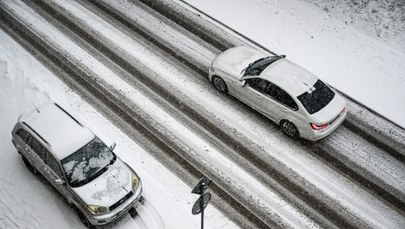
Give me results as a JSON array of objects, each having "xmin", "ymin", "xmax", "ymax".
[{"xmin": 242, "ymin": 57, "xmax": 269, "ymax": 75}]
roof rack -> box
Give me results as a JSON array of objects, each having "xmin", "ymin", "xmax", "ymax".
[
  {"xmin": 54, "ymin": 103, "xmax": 83, "ymax": 127},
  {"xmin": 22, "ymin": 121, "xmax": 50, "ymax": 146}
]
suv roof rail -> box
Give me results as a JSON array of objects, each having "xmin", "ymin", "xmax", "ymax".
[
  {"xmin": 22, "ymin": 121, "xmax": 50, "ymax": 146},
  {"xmin": 54, "ymin": 103, "xmax": 83, "ymax": 127}
]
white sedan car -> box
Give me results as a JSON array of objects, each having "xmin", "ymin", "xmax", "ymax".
[{"xmin": 208, "ymin": 46, "xmax": 347, "ymax": 141}]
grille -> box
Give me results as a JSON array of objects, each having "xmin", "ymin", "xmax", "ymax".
[{"xmin": 109, "ymin": 191, "xmax": 133, "ymax": 211}]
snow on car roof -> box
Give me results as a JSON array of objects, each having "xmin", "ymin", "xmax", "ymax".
[
  {"xmin": 20, "ymin": 103, "xmax": 95, "ymax": 160},
  {"xmin": 261, "ymin": 58, "xmax": 319, "ymax": 97}
]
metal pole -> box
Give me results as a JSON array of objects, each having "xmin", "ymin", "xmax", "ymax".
[{"xmin": 200, "ymin": 189, "xmax": 204, "ymax": 229}]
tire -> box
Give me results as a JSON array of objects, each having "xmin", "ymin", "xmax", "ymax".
[
  {"xmin": 22, "ymin": 156, "xmax": 39, "ymax": 175},
  {"xmin": 212, "ymin": 76, "xmax": 228, "ymax": 94},
  {"xmin": 280, "ymin": 120, "xmax": 299, "ymax": 139},
  {"xmin": 75, "ymin": 207, "xmax": 95, "ymax": 229},
  {"xmin": 128, "ymin": 207, "xmax": 138, "ymax": 218}
]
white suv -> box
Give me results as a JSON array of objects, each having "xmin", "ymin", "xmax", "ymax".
[{"xmin": 11, "ymin": 102, "xmax": 143, "ymax": 228}]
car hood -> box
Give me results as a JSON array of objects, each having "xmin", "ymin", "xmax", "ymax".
[
  {"xmin": 72, "ymin": 158, "xmax": 132, "ymax": 207},
  {"xmin": 309, "ymin": 92, "xmax": 346, "ymax": 123},
  {"xmin": 213, "ymin": 46, "xmax": 267, "ymax": 78}
]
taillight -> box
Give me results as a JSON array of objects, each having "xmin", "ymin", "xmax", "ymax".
[{"xmin": 311, "ymin": 123, "xmax": 329, "ymax": 130}]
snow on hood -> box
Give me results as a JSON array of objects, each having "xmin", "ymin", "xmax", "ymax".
[
  {"xmin": 213, "ymin": 46, "xmax": 267, "ymax": 78},
  {"xmin": 72, "ymin": 158, "xmax": 132, "ymax": 207}
]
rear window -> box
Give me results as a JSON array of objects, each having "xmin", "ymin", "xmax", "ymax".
[{"xmin": 297, "ymin": 80, "xmax": 335, "ymax": 114}]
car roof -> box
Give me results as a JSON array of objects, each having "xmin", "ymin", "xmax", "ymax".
[
  {"xmin": 20, "ymin": 102, "xmax": 95, "ymax": 160},
  {"xmin": 258, "ymin": 59, "xmax": 319, "ymax": 97}
]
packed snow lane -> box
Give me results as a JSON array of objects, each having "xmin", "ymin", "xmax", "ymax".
[{"xmin": 79, "ymin": 0, "xmax": 219, "ymax": 76}]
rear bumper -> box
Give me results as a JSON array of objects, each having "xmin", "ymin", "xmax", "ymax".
[{"xmin": 304, "ymin": 109, "xmax": 347, "ymax": 141}]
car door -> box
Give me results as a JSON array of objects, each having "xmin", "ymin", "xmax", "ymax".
[
  {"xmin": 43, "ymin": 151, "xmax": 72, "ymax": 199},
  {"xmin": 260, "ymin": 82, "xmax": 298, "ymax": 122},
  {"xmin": 233, "ymin": 78, "xmax": 266, "ymax": 111},
  {"xmin": 25, "ymin": 134, "xmax": 48, "ymax": 174}
]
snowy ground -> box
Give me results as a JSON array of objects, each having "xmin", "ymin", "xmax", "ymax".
[
  {"xmin": 1, "ymin": 0, "xmax": 404, "ymax": 228},
  {"xmin": 305, "ymin": 0, "xmax": 405, "ymax": 50}
]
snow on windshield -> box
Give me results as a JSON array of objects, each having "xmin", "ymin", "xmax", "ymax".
[{"xmin": 61, "ymin": 137, "xmax": 114, "ymax": 187}]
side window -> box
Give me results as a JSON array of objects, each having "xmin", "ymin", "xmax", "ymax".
[
  {"xmin": 46, "ymin": 152, "xmax": 63, "ymax": 178},
  {"xmin": 27, "ymin": 137, "xmax": 47, "ymax": 162},
  {"xmin": 246, "ymin": 78, "xmax": 269, "ymax": 93},
  {"xmin": 16, "ymin": 129, "xmax": 31, "ymax": 143},
  {"xmin": 267, "ymin": 84, "xmax": 298, "ymax": 110}
]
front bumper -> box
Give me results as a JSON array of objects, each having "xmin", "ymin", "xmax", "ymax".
[{"xmin": 87, "ymin": 182, "xmax": 143, "ymax": 225}]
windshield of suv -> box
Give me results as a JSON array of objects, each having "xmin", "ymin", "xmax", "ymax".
[
  {"xmin": 61, "ymin": 137, "xmax": 116, "ymax": 187},
  {"xmin": 243, "ymin": 55, "xmax": 284, "ymax": 76},
  {"xmin": 297, "ymin": 80, "xmax": 335, "ymax": 114}
]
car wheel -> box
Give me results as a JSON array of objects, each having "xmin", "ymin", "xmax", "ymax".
[
  {"xmin": 212, "ymin": 76, "xmax": 228, "ymax": 94},
  {"xmin": 75, "ymin": 208, "xmax": 95, "ymax": 229},
  {"xmin": 280, "ymin": 120, "xmax": 299, "ymax": 138},
  {"xmin": 22, "ymin": 155, "xmax": 39, "ymax": 175}
]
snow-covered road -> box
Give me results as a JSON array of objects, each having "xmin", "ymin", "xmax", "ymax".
[{"xmin": 1, "ymin": 0, "xmax": 404, "ymax": 228}]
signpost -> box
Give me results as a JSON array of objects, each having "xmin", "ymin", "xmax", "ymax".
[{"xmin": 191, "ymin": 178, "xmax": 212, "ymax": 229}]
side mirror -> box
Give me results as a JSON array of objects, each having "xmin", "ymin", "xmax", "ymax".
[
  {"xmin": 54, "ymin": 178, "xmax": 64, "ymax": 185},
  {"xmin": 110, "ymin": 142, "xmax": 116, "ymax": 151},
  {"xmin": 240, "ymin": 80, "xmax": 247, "ymax": 87}
]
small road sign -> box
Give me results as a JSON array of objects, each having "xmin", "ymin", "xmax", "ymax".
[{"xmin": 192, "ymin": 192, "xmax": 211, "ymax": 215}]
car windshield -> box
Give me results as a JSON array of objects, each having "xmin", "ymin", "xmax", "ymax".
[
  {"xmin": 297, "ymin": 80, "xmax": 335, "ymax": 114},
  {"xmin": 243, "ymin": 55, "xmax": 284, "ymax": 76},
  {"xmin": 61, "ymin": 137, "xmax": 116, "ymax": 187}
]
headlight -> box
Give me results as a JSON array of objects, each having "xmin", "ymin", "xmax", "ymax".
[
  {"xmin": 87, "ymin": 205, "xmax": 107, "ymax": 215},
  {"xmin": 132, "ymin": 173, "xmax": 140, "ymax": 191}
]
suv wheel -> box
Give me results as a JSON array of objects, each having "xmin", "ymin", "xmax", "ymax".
[
  {"xmin": 22, "ymin": 156, "xmax": 38, "ymax": 175},
  {"xmin": 75, "ymin": 207, "xmax": 95, "ymax": 229}
]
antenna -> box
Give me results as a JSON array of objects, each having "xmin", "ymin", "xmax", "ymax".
[{"xmin": 31, "ymin": 101, "xmax": 40, "ymax": 113}]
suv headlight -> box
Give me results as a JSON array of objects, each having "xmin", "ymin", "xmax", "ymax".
[
  {"xmin": 87, "ymin": 205, "xmax": 107, "ymax": 215},
  {"xmin": 132, "ymin": 173, "xmax": 140, "ymax": 191}
]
